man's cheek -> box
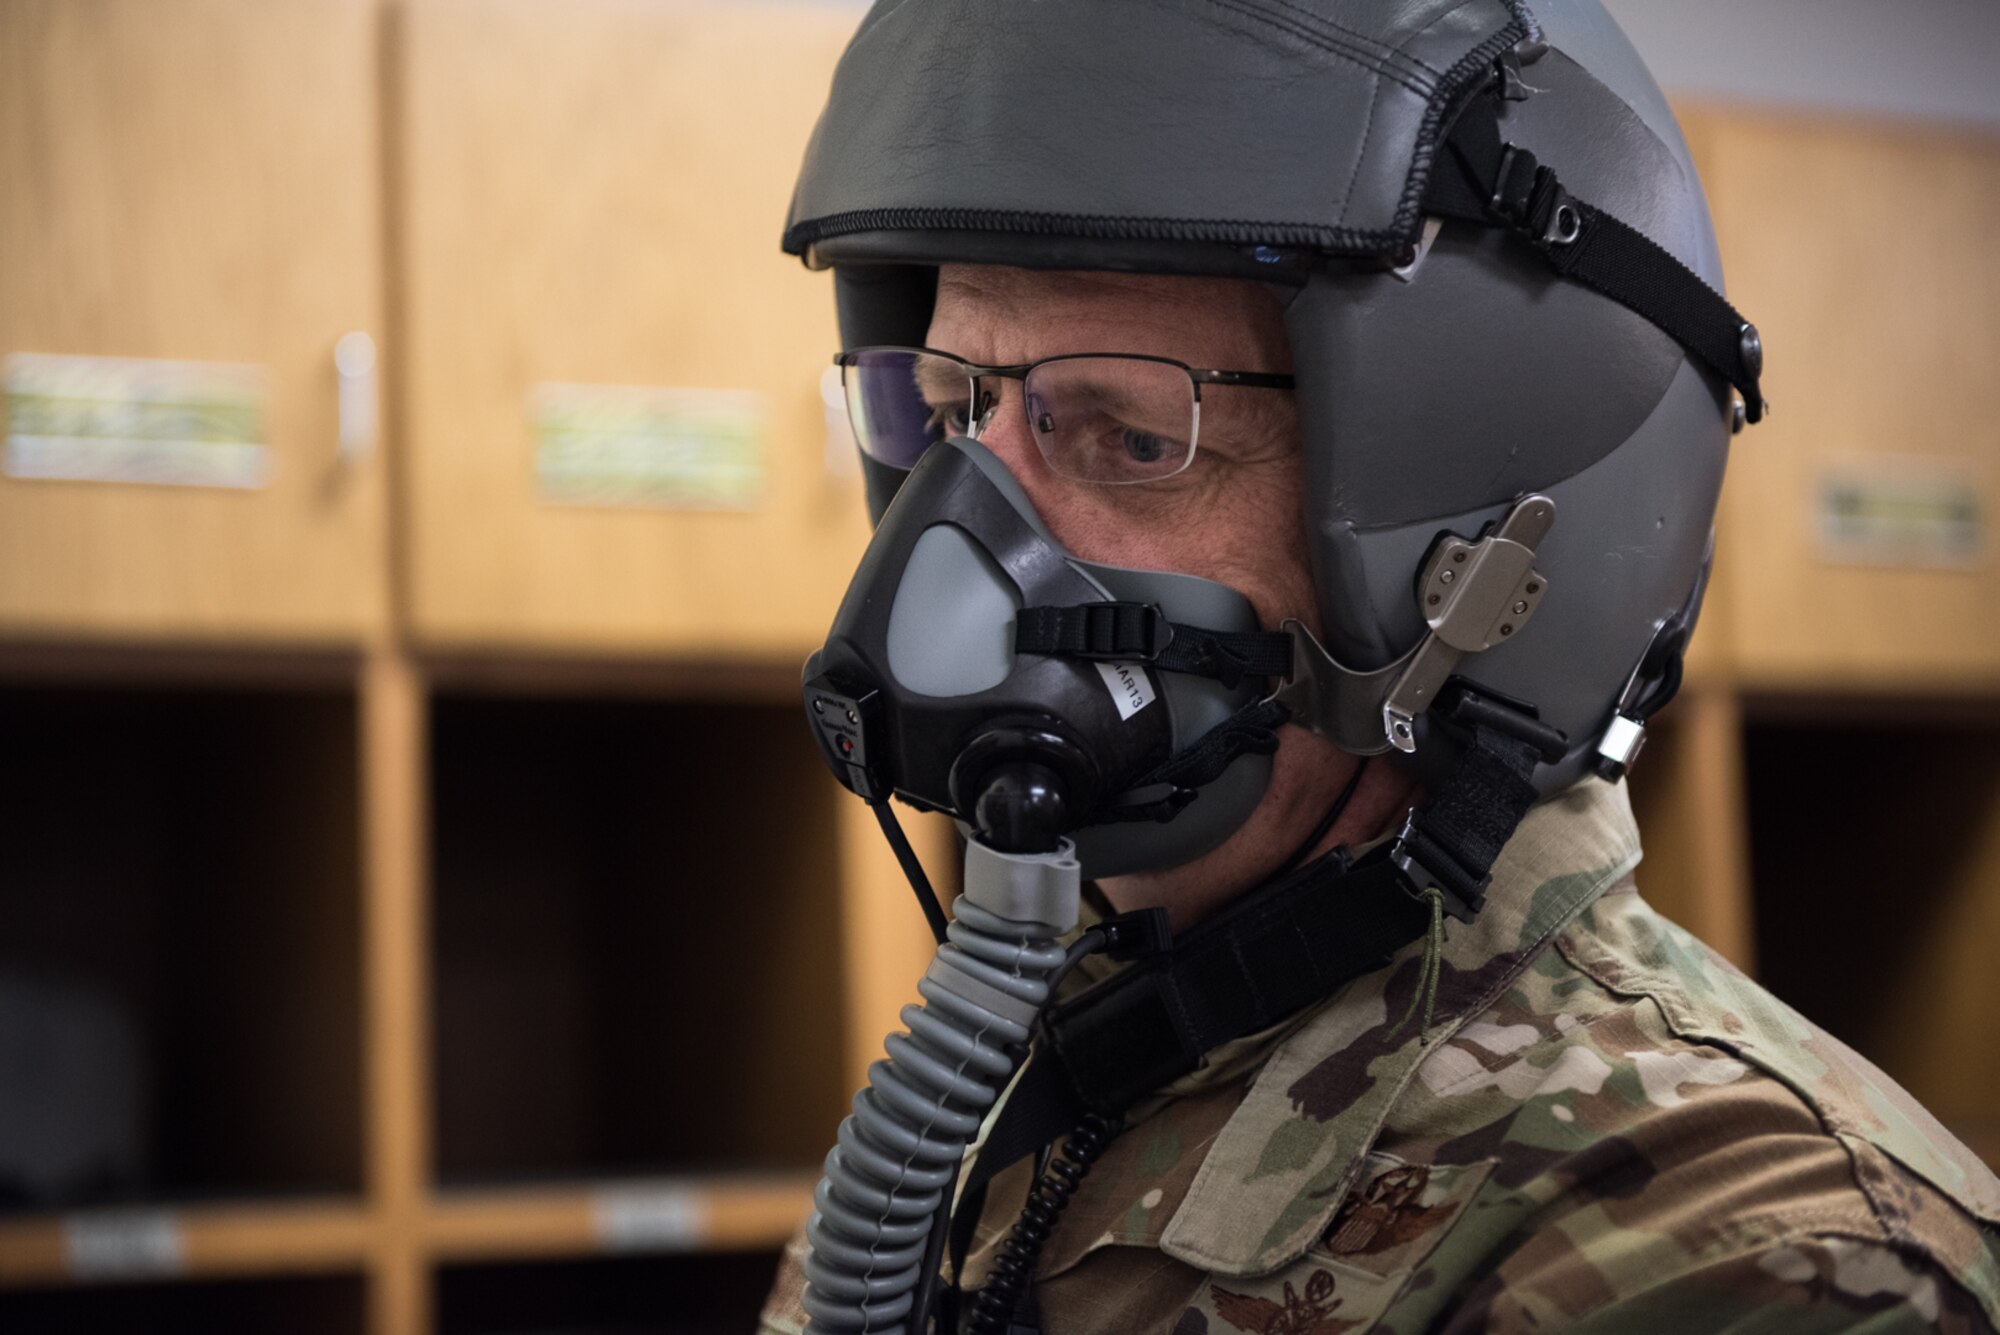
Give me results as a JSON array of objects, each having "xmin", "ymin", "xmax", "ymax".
[{"xmin": 1222, "ymin": 559, "xmax": 1317, "ymax": 634}]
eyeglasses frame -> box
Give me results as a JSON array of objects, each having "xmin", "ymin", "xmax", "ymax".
[{"xmin": 833, "ymin": 345, "xmax": 1296, "ymax": 483}]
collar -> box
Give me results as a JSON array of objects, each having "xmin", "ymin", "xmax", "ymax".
[{"xmin": 1155, "ymin": 775, "xmax": 1643, "ymax": 1274}]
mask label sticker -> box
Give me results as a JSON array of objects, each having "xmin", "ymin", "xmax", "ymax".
[
  {"xmin": 3, "ymin": 352, "xmax": 268, "ymax": 490},
  {"xmin": 1816, "ymin": 454, "xmax": 1986, "ymax": 568},
  {"xmin": 1094, "ymin": 661, "xmax": 1157, "ymax": 721},
  {"xmin": 535, "ymin": 382, "xmax": 766, "ymax": 510}
]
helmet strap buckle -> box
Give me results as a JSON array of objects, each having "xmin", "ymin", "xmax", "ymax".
[{"xmin": 1487, "ymin": 143, "xmax": 1543, "ymax": 224}]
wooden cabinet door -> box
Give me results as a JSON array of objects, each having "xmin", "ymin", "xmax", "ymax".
[
  {"xmin": 400, "ymin": 0, "xmax": 872, "ymax": 658},
  {"xmin": 0, "ymin": 0, "xmax": 388, "ymax": 644},
  {"xmin": 1687, "ymin": 111, "xmax": 2000, "ymax": 690}
]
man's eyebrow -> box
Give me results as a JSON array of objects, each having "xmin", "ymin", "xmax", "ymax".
[
  {"xmin": 1016, "ymin": 374, "xmax": 1177, "ymax": 434},
  {"xmin": 913, "ymin": 359, "xmax": 967, "ymax": 399},
  {"xmin": 1199, "ymin": 383, "xmax": 1298, "ymax": 448},
  {"xmin": 1057, "ymin": 376, "xmax": 1135, "ymax": 410}
]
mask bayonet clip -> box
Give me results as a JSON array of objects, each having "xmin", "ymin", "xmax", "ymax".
[{"xmin": 1271, "ymin": 494, "xmax": 1556, "ymax": 755}]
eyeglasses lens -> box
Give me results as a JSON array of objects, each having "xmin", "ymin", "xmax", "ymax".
[
  {"xmin": 1024, "ymin": 357, "xmax": 1195, "ymax": 484},
  {"xmin": 843, "ymin": 349, "xmax": 974, "ymax": 470}
]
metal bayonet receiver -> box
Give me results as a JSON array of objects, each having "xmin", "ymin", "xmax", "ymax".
[
  {"xmin": 1269, "ymin": 622, "xmax": 1407, "ymax": 756},
  {"xmin": 1271, "ymin": 494, "xmax": 1557, "ymax": 755}
]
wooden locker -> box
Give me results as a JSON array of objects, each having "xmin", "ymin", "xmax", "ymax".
[
  {"xmin": 398, "ymin": 0, "xmax": 872, "ymax": 658},
  {"xmin": 1687, "ymin": 110, "xmax": 2000, "ymax": 691},
  {"xmin": 0, "ymin": 0, "xmax": 389, "ymax": 643}
]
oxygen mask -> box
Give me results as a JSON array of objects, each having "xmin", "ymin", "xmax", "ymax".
[{"xmin": 802, "ymin": 435, "xmax": 1277, "ymax": 872}]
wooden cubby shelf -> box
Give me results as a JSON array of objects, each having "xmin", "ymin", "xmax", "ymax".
[
  {"xmin": 0, "ymin": 1199, "xmax": 372, "ymax": 1288},
  {"xmin": 428, "ymin": 691, "xmax": 853, "ymax": 1187},
  {"xmin": 425, "ymin": 1173, "xmax": 814, "ymax": 1263},
  {"xmin": 0, "ymin": 681, "xmax": 364, "ymax": 1216},
  {"xmin": 3, "ymin": 1, "xmax": 1996, "ymax": 1327},
  {"xmin": 1739, "ymin": 699, "xmax": 2000, "ymax": 1165}
]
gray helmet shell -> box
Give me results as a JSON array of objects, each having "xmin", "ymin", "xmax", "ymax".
[{"xmin": 789, "ymin": 0, "xmax": 1734, "ymax": 794}]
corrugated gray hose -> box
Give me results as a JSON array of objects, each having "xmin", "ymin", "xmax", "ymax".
[{"xmin": 801, "ymin": 839, "xmax": 1081, "ymax": 1335}]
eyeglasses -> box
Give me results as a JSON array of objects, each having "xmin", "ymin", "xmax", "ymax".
[{"xmin": 834, "ymin": 346, "xmax": 1295, "ymax": 485}]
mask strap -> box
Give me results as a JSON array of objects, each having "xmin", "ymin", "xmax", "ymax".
[
  {"xmin": 1091, "ymin": 696, "xmax": 1289, "ymax": 824},
  {"xmin": 1270, "ymin": 755, "xmax": 1371, "ymax": 880},
  {"xmin": 1015, "ymin": 602, "xmax": 1293, "ymax": 690}
]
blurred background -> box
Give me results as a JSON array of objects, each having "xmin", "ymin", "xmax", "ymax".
[{"xmin": 0, "ymin": 0, "xmax": 1995, "ymax": 1331}]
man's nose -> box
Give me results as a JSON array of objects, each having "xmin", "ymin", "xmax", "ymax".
[
  {"xmin": 971, "ymin": 389, "xmax": 1110, "ymax": 558},
  {"xmin": 970, "ymin": 379, "xmax": 1060, "ymax": 499},
  {"xmin": 967, "ymin": 381, "xmax": 1084, "ymax": 536}
]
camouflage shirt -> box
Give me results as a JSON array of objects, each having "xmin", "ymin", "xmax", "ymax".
[{"xmin": 760, "ymin": 778, "xmax": 2000, "ymax": 1333}]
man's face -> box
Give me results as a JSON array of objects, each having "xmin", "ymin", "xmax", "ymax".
[{"xmin": 925, "ymin": 263, "xmax": 1366, "ymax": 923}]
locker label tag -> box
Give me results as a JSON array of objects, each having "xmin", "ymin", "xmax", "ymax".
[
  {"xmin": 1817, "ymin": 454, "xmax": 1986, "ymax": 569},
  {"xmin": 64, "ymin": 1209, "xmax": 185, "ymax": 1280},
  {"xmin": 592, "ymin": 1183, "xmax": 708, "ymax": 1253},
  {"xmin": 3, "ymin": 353, "xmax": 269, "ymax": 490},
  {"xmin": 536, "ymin": 382, "xmax": 766, "ymax": 511}
]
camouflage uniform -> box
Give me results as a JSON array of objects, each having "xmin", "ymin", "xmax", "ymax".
[{"xmin": 761, "ymin": 778, "xmax": 2000, "ymax": 1332}]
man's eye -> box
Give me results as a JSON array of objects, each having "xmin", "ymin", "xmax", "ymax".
[
  {"xmin": 1121, "ymin": 429, "xmax": 1168, "ymax": 464},
  {"xmin": 925, "ymin": 401, "xmax": 971, "ymax": 436}
]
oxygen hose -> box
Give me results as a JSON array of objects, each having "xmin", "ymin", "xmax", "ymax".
[{"xmin": 800, "ymin": 825, "xmax": 1081, "ymax": 1334}]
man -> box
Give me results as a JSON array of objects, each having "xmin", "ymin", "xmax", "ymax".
[{"xmin": 761, "ymin": 1, "xmax": 2000, "ymax": 1331}]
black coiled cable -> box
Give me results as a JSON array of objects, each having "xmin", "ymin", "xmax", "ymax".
[{"xmin": 966, "ymin": 1113, "xmax": 1119, "ymax": 1335}]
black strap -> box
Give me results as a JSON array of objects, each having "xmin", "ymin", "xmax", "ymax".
[
  {"xmin": 1386, "ymin": 722, "xmax": 1541, "ymax": 922},
  {"xmin": 1015, "ymin": 603, "xmax": 1294, "ymax": 689},
  {"xmin": 1425, "ymin": 91, "xmax": 1768, "ymax": 423},
  {"xmin": 970, "ymin": 1059, "xmax": 1088, "ymax": 1199},
  {"xmin": 961, "ymin": 699, "xmax": 1548, "ymax": 1199},
  {"xmin": 1043, "ymin": 847, "xmax": 1429, "ymax": 1116},
  {"xmin": 1091, "ymin": 697, "xmax": 1289, "ymax": 824},
  {"xmin": 872, "ymin": 797, "xmax": 949, "ymax": 944}
]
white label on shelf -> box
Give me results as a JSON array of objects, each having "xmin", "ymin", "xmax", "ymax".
[
  {"xmin": 534, "ymin": 382, "xmax": 767, "ymax": 511},
  {"xmin": 1817, "ymin": 454, "xmax": 1987, "ymax": 569},
  {"xmin": 63, "ymin": 1209, "xmax": 186, "ymax": 1280},
  {"xmin": 591, "ymin": 1184, "xmax": 708, "ymax": 1253},
  {"xmin": 3, "ymin": 352, "xmax": 269, "ymax": 490}
]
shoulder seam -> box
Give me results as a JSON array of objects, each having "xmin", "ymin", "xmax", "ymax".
[{"xmin": 1557, "ymin": 911, "xmax": 2000, "ymax": 1238}]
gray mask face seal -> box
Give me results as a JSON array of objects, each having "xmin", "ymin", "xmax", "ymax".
[{"xmin": 802, "ymin": 437, "xmax": 1273, "ymax": 878}]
